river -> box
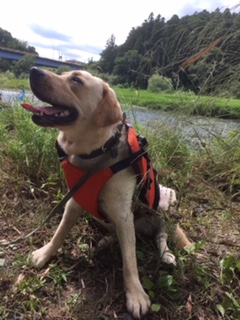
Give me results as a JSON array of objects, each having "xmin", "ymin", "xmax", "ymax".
[
  {"xmin": 1, "ymin": 89, "xmax": 240, "ymax": 147},
  {"xmin": 125, "ymin": 107, "xmax": 240, "ymax": 146}
]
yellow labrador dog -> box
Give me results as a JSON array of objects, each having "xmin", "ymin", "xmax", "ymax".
[{"xmin": 22, "ymin": 67, "xmax": 191, "ymax": 319}]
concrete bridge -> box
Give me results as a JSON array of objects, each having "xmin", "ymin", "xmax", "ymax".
[{"xmin": 0, "ymin": 46, "xmax": 84, "ymax": 70}]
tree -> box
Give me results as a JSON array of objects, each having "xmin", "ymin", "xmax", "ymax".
[
  {"xmin": 99, "ymin": 34, "xmax": 118, "ymax": 73},
  {"xmin": 0, "ymin": 59, "xmax": 11, "ymax": 72},
  {"xmin": 0, "ymin": 27, "xmax": 38, "ymax": 54},
  {"xmin": 13, "ymin": 54, "xmax": 36, "ymax": 78},
  {"xmin": 0, "ymin": 28, "xmax": 12, "ymax": 47},
  {"xmin": 113, "ymin": 50, "xmax": 142, "ymax": 87}
]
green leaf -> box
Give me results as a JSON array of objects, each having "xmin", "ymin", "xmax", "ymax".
[
  {"xmin": 216, "ymin": 304, "xmax": 225, "ymax": 317},
  {"xmin": 225, "ymin": 292, "xmax": 240, "ymax": 308},
  {"xmin": 236, "ymin": 260, "xmax": 240, "ymax": 270},
  {"xmin": 142, "ymin": 276, "xmax": 154, "ymax": 290},
  {"xmin": 61, "ymin": 274, "xmax": 67, "ymax": 283},
  {"xmin": 151, "ymin": 303, "xmax": 161, "ymax": 312},
  {"xmin": 149, "ymin": 290, "xmax": 155, "ymax": 299},
  {"xmin": 79, "ymin": 243, "xmax": 89, "ymax": 250},
  {"xmin": 136, "ymin": 250, "xmax": 144, "ymax": 260},
  {"xmin": 158, "ymin": 274, "xmax": 173, "ymax": 288}
]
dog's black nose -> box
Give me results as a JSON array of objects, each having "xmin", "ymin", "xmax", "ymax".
[{"xmin": 30, "ymin": 67, "xmax": 46, "ymax": 78}]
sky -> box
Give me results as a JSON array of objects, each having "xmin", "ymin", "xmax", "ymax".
[{"xmin": 1, "ymin": 0, "xmax": 239, "ymax": 63}]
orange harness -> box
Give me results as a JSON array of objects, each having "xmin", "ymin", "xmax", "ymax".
[{"xmin": 56, "ymin": 124, "xmax": 159, "ymax": 220}]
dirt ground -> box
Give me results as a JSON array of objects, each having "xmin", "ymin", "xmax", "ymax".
[{"xmin": 0, "ymin": 175, "xmax": 240, "ymax": 320}]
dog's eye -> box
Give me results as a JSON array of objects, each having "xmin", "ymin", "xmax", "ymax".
[{"xmin": 71, "ymin": 76, "xmax": 83, "ymax": 84}]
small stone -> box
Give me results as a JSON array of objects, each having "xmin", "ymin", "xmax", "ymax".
[{"xmin": 0, "ymin": 258, "xmax": 5, "ymax": 267}]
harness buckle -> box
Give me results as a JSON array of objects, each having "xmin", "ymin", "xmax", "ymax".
[{"xmin": 101, "ymin": 145, "xmax": 107, "ymax": 153}]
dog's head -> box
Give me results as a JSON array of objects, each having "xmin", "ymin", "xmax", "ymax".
[{"xmin": 22, "ymin": 67, "xmax": 123, "ymax": 128}]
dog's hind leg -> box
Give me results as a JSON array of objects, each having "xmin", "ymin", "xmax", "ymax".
[
  {"xmin": 31, "ymin": 198, "xmax": 83, "ymax": 268},
  {"xmin": 158, "ymin": 184, "xmax": 192, "ymax": 249},
  {"xmin": 135, "ymin": 214, "xmax": 177, "ymax": 266},
  {"xmin": 155, "ymin": 227, "xmax": 176, "ymax": 266},
  {"xmin": 93, "ymin": 218, "xmax": 117, "ymax": 248}
]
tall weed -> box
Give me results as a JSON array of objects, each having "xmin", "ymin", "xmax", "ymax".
[
  {"xmin": 1, "ymin": 95, "xmax": 240, "ymax": 200},
  {"xmin": 142, "ymin": 122, "xmax": 193, "ymax": 191},
  {"xmin": 128, "ymin": 107, "xmax": 240, "ymax": 200},
  {"xmin": 194, "ymin": 130, "xmax": 240, "ymax": 197},
  {"xmin": 0, "ymin": 102, "xmax": 62, "ymax": 189},
  {"xmin": 0, "ymin": 71, "xmax": 29, "ymax": 90}
]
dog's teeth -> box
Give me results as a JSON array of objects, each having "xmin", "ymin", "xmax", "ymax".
[
  {"xmin": 55, "ymin": 110, "xmax": 70, "ymax": 117},
  {"xmin": 33, "ymin": 110, "xmax": 70, "ymax": 117},
  {"xmin": 63, "ymin": 110, "xmax": 70, "ymax": 116}
]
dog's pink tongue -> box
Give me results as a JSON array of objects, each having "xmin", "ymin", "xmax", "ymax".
[{"xmin": 21, "ymin": 102, "xmax": 61, "ymax": 115}]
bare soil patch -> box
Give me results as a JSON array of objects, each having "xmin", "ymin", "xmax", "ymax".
[{"xmin": 0, "ymin": 173, "xmax": 239, "ymax": 320}]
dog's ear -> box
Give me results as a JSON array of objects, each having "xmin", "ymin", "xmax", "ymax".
[{"xmin": 91, "ymin": 83, "xmax": 122, "ymax": 127}]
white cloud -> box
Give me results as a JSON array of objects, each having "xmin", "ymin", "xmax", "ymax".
[{"xmin": 1, "ymin": 0, "xmax": 239, "ymax": 62}]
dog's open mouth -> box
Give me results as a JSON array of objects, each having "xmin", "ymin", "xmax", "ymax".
[{"xmin": 21, "ymin": 102, "xmax": 78, "ymax": 127}]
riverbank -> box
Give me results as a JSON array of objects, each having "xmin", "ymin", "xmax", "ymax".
[
  {"xmin": 1, "ymin": 71, "xmax": 240, "ymax": 119},
  {"xmin": 114, "ymin": 87, "xmax": 240, "ymax": 119}
]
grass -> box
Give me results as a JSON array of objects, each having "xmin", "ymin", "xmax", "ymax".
[
  {"xmin": 0, "ymin": 71, "xmax": 29, "ymax": 90},
  {"xmin": 114, "ymin": 86, "xmax": 240, "ymax": 119},
  {"xmin": 0, "ymin": 103, "xmax": 63, "ymax": 188},
  {"xmin": 0, "ymin": 99, "xmax": 240, "ymax": 319}
]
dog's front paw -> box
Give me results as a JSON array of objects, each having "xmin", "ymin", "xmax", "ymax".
[
  {"xmin": 126, "ymin": 288, "xmax": 150, "ymax": 319},
  {"xmin": 31, "ymin": 243, "xmax": 55, "ymax": 268},
  {"xmin": 162, "ymin": 251, "xmax": 177, "ymax": 266}
]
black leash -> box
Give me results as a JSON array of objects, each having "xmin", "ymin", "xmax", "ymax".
[
  {"xmin": 0, "ymin": 153, "xmax": 111, "ymax": 246},
  {"xmin": 0, "ymin": 114, "xmax": 148, "ymax": 247},
  {"xmin": 0, "ymin": 114, "xmax": 128, "ymax": 247}
]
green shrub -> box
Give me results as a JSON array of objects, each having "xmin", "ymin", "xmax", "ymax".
[
  {"xmin": 56, "ymin": 65, "xmax": 72, "ymax": 75},
  {"xmin": 148, "ymin": 74, "xmax": 173, "ymax": 93}
]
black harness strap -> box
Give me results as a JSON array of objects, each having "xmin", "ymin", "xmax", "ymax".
[
  {"xmin": 110, "ymin": 149, "xmax": 147, "ymax": 174},
  {"xmin": 78, "ymin": 113, "xmax": 126, "ymax": 159},
  {"xmin": 0, "ymin": 114, "xmax": 159, "ymax": 246}
]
